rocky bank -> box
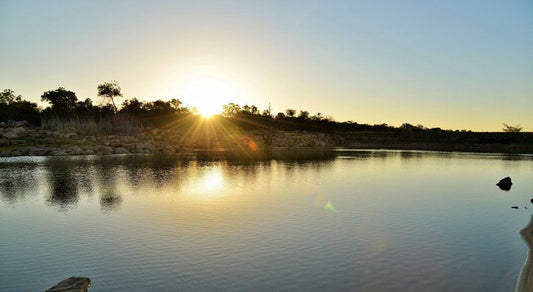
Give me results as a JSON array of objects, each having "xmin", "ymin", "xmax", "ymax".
[{"xmin": 0, "ymin": 121, "xmax": 343, "ymax": 157}]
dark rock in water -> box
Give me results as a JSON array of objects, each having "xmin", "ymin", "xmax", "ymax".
[
  {"xmin": 512, "ymin": 206, "xmax": 519, "ymax": 209},
  {"xmin": 530, "ymin": 198, "xmax": 533, "ymax": 204},
  {"xmin": 46, "ymin": 276, "xmax": 90, "ymax": 292},
  {"xmin": 497, "ymin": 177, "xmax": 512, "ymax": 191}
]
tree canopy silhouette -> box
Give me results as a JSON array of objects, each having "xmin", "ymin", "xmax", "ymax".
[
  {"xmin": 97, "ymin": 81, "xmax": 123, "ymax": 112},
  {"xmin": 502, "ymin": 123, "xmax": 523, "ymax": 133},
  {"xmin": 41, "ymin": 87, "xmax": 78, "ymax": 116}
]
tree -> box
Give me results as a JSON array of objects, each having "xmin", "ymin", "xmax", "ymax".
[
  {"xmin": 0, "ymin": 89, "xmax": 40, "ymax": 124},
  {"xmin": 0, "ymin": 89, "xmax": 22, "ymax": 104},
  {"xmin": 97, "ymin": 81, "xmax": 123, "ymax": 112},
  {"xmin": 285, "ymin": 109, "xmax": 296, "ymax": 118},
  {"xmin": 400, "ymin": 123, "xmax": 424, "ymax": 131},
  {"xmin": 311, "ymin": 112, "xmax": 324, "ymax": 121},
  {"xmin": 222, "ymin": 103, "xmax": 241, "ymax": 117},
  {"xmin": 41, "ymin": 87, "xmax": 78, "ymax": 115},
  {"xmin": 120, "ymin": 98, "xmax": 145, "ymax": 115},
  {"xmin": 298, "ymin": 110, "xmax": 309, "ymax": 119},
  {"xmin": 502, "ymin": 123, "xmax": 523, "ymax": 132},
  {"xmin": 169, "ymin": 98, "xmax": 182, "ymax": 110}
]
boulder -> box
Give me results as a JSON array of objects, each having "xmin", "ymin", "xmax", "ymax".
[
  {"xmin": 51, "ymin": 149, "xmax": 68, "ymax": 156},
  {"xmin": 61, "ymin": 132, "xmax": 77, "ymax": 139},
  {"xmin": 114, "ymin": 147, "xmax": 129, "ymax": 154},
  {"xmin": 84, "ymin": 136, "xmax": 97, "ymax": 142},
  {"xmin": 97, "ymin": 146, "xmax": 113, "ymax": 155},
  {"xmin": 83, "ymin": 148, "xmax": 95, "ymax": 155},
  {"xmin": 68, "ymin": 145, "xmax": 83, "ymax": 155},
  {"xmin": 3, "ymin": 127, "xmax": 27, "ymax": 139},
  {"xmin": 136, "ymin": 142, "xmax": 155, "ymax": 151},
  {"xmin": 13, "ymin": 120, "xmax": 28, "ymax": 127},
  {"xmin": 44, "ymin": 137, "xmax": 56, "ymax": 144},
  {"xmin": 29, "ymin": 147, "xmax": 51, "ymax": 156},
  {"xmin": 123, "ymin": 143, "xmax": 137, "ymax": 151},
  {"xmin": 158, "ymin": 143, "xmax": 175, "ymax": 155},
  {"xmin": 0, "ymin": 122, "xmax": 6, "ymax": 128},
  {"xmin": 497, "ymin": 177, "xmax": 512, "ymax": 191}
]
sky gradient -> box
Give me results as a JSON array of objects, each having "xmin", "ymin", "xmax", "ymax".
[{"xmin": 1, "ymin": 0, "xmax": 532, "ymax": 131}]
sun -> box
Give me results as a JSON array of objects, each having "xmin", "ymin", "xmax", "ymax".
[{"xmin": 177, "ymin": 74, "xmax": 240, "ymax": 117}]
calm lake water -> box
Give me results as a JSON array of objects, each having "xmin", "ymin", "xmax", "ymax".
[{"xmin": 1, "ymin": 149, "xmax": 533, "ymax": 291}]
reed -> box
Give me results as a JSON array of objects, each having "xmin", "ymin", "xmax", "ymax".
[{"xmin": 41, "ymin": 115, "xmax": 141, "ymax": 135}]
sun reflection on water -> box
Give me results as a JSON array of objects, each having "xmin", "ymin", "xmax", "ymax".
[{"xmin": 186, "ymin": 166, "xmax": 226, "ymax": 200}]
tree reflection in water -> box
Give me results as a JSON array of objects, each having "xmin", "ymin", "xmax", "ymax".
[
  {"xmin": 0, "ymin": 163, "xmax": 38, "ymax": 204},
  {"xmin": 45, "ymin": 159, "xmax": 79, "ymax": 209},
  {"xmin": 1, "ymin": 149, "xmax": 350, "ymax": 212}
]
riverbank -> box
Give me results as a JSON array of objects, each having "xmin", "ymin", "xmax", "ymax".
[
  {"xmin": 0, "ymin": 123, "xmax": 342, "ymax": 157},
  {"xmin": 1, "ymin": 122, "xmax": 532, "ymax": 157}
]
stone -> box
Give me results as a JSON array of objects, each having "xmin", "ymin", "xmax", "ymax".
[
  {"xmin": 0, "ymin": 122, "xmax": 6, "ymax": 127},
  {"xmin": 123, "ymin": 143, "xmax": 137, "ymax": 151},
  {"xmin": 68, "ymin": 145, "xmax": 83, "ymax": 155},
  {"xmin": 61, "ymin": 132, "xmax": 77, "ymax": 139},
  {"xmin": 85, "ymin": 136, "xmax": 96, "ymax": 142},
  {"xmin": 46, "ymin": 276, "xmax": 91, "ymax": 292},
  {"xmin": 158, "ymin": 143, "xmax": 175, "ymax": 155},
  {"xmin": 28, "ymin": 147, "xmax": 51, "ymax": 156},
  {"xmin": 97, "ymin": 146, "xmax": 113, "ymax": 155},
  {"xmin": 512, "ymin": 206, "xmax": 519, "ymax": 209},
  {"xmin": 44, "ymin": 137, "xmax": 56, "ymax": 144},
  {"xmin": 51, "ymin": 149, "xmax": 68, "ymax": 156},
  {"xmin": 13, "ymin": 120, "xmax": 28, "ymax": 127},
  {"xmin": 497, "ymin": 177, "xmax": 512, "ymax": 191},
  {"xmin": 3, "ymin": 127, "xmax": 27, "ymax": 139},
  {"xmin": 114, "ymin": 147, "xmax": 129, "ymax": 154},
  {"xmin": 136, "ymin": 142, "xmax": 155, "ymax": 151},
  {"xmin": 109, "ymin": 140, "xmax": 123, "ymax": 147},
  {"xmin": 83, "ymin": 148, "xmax": 95, "ymax": 155}
]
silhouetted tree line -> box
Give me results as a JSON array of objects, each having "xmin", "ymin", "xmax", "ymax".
[
  {"xmin": 1, "ymin": 83, "xmax": 193, "ymax": 128},
  {"xmin": 221, "ymin": 103, "xmax": 458, "ymax": 133},
  {"xmin": 0, "ymin": 84, "xmax": 522, "ymax": 133}
]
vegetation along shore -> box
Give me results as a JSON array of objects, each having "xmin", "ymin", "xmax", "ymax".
[{"xmin": 1, "ymin": 85, "xmax": 531, "ymax": 157}]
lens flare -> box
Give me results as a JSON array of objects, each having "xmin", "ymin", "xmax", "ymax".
[{"xmin": 324, "ymin": 201, "xmax": 337, "ymax": 211}]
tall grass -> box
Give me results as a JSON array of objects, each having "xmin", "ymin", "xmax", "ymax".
[{"xmin": 41, "ymin": 115, "xmax": 141, "ymax": 136}]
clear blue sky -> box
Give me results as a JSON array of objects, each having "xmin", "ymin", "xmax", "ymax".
[{"xmin": 1, "ymin": 0, "xmax": 532, "ymax": 131}]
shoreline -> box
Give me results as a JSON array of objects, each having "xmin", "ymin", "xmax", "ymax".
[
  {"xmin": 1, "ymin": 124, "xmax": 532, "ymax": 157},
  {"xmin": 517, "ymin": 214, "xmax": 533, "ymax": 292}
]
